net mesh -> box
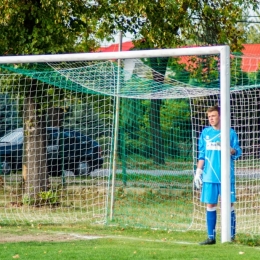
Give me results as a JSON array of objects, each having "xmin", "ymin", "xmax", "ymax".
[{"xmin": 0, "ymin": 51, "xmax": 259, "ymax": 235}]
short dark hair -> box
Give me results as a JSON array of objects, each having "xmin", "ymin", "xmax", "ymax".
[{"xmin": 207, "ymin": 105, "xmax": 220, "ymax": 115}]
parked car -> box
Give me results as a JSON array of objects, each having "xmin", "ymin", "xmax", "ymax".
[{"xmin": 0, "ymin": 127, "xmax": 103, "ymax": 176}]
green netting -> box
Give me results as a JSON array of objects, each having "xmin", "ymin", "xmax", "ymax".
[
  {"xmin": 0, "ymin": 59, "xmax": 222, "ymax": 99},
  {"xmin": 0, "ymin": 63, "xmax": 99, "ymax": 95},
  {"xmin": 1, "ymin": 55, "xmax": 259, "ymax": 99}
]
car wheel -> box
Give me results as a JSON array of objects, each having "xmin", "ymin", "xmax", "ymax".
[
  {"xmin": 75, "ymin": 161, "xmax": 90, "ymax": 176},
  {"xmin": 1, "ymin": 161, "xmax": 11, "ymax": 175}
]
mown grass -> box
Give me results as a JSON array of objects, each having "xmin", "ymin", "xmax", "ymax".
[{"xmin": 0, "ymin": 224, "xmax": 260, "ymax": 260}]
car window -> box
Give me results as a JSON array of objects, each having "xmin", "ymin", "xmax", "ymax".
[
  {"xmin": 0, "ymin": 130, "xmax": 23, "ymax": 143},
  {"xmin": 71, "ymin": 131, "xmax": 83, "ymax": 144},
  {"xmin": 47, "ymin": 132, "xmax": 59, "ymax": 146},
  {"xmin": 73, "ymin": 132, "xmax": 81, "ymax": 144},
  {"xmin": 81, "ymin": 135, "xmax": 92, "ymax": 147},
  {"xmin": 63, "ymin": 131, "xmax": 72, "ymax": 138},
  {"xmin": 61, "ymin": 131, "xmax": 76, "ymax": 145}
]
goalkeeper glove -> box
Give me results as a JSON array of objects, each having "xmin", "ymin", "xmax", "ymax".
[{"xmin": 194, "ymin": 168, "xmax": 203, "ymax": 189}]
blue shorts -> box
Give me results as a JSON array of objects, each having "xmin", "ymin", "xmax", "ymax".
[{"xmin": 201, "ymin": 183, "xmax": 236, "ymax": 204}]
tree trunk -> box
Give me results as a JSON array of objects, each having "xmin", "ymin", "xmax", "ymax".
[
  {"xmin": 22, "ymin": 94, "xmax": 49, "ymax": 203},
  {"xmin": 47, "ymin": 107, "xmax": 64, "ymax": 127},
  {"xmin": 150, "ymin": 99, "xmax": 165, "ymax": 164},
  {"xmin": 149, "ymin": 57, "xmax": 168, "ymax": 165}
]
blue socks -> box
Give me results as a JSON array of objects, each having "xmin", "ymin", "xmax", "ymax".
[
  {"xmin": 206, "ymin": 207, "xmax": 236, "ymax": 240},
  {"xmin": 231, "ymin": 207, "xmax": 236, "ymax": 239},
  {"xmin": 207, "ymin": 207, "xmax": 217, "ymax": 240}
]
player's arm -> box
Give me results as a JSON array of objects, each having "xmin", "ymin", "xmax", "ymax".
[
  {"xmin": 197, "ymin": 159, "xmax": 204, "ymax": 170},
  {"xmin": 230, "ymin": 148, "xmax": 236, "ymax": 155},
  {"xmin": 230, "ymin": 130, "xmax": 242, "ymax": 160},
  {"xmin": 194, "ymin": 133, "xmax": 205, "ymax": 189},
  {"xmin": 194, "ymin": 160, "xmax": 204, "ymax": 189}
]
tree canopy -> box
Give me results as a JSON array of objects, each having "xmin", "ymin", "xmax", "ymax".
[
  {"xmin": 1, "ymin": 0, "xmax": 259, "ymax": 55},
  {"xmin": 100, "ymin": 0, "xmax": 259, "ymax": 51},
  {"xmin": 0, "ymin": 0, "xmax": 113, "ymax": 55}
]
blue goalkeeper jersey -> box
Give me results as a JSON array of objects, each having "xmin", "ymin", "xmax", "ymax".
[{"xmin": 198, "ymin": 126, "xmax": 242, "ymax": 183}]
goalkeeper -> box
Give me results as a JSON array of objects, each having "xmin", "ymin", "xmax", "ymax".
[{"xmin": 194, "ymin": 105, "xmax": 242, "ymax": 245}]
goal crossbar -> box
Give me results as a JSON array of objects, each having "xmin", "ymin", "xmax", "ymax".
[{"xmin": 0, "ymin": 46, "xmax": 227, "ymax": 63}]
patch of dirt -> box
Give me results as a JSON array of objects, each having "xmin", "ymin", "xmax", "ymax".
[{"xmin": 0, "ymin": 232, "xmax": 102, "ymax": 243}]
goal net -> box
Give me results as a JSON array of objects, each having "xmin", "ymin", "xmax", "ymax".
[{"xmin": 0, "ymin": 47, "xmax": 259, "ymax": 236}]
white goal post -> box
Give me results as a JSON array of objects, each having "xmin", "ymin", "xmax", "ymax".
[{"xmin": 0, "ymin": 46, "xmax": 231, "ymax": 243}]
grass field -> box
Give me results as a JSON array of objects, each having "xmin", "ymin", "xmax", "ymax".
[
  {"xmin": 0, "ymin": 224, "xmax": 260, "ymax": 260},
  {"xmin": 1, "ymin": 167, "xmax": 260, "ymax": 259}
]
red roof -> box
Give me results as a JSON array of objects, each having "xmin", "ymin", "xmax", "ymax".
[
  {"xmin": 97, "ymin": 41, "xmax": 134, "ymax": 52},
  {"xmin": 242, "ymin": 44, "xmax": 260, "ymax": 56},
  {"xmin": 240, "ymin": 44, "xmax": 260, "ymax": 72},
  {"xmin": 97, "ymin": 42, "xmax": 260, "ymax": 72}
]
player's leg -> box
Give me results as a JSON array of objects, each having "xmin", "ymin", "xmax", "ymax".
[
  {"xmin": 231, "ymin": 204, "xmax": 236, "ymax": 240},
  {"xmin": 199, "ymin": 183, "xmax": 220, "ymax": 245},
  {"xmin": 219, "ymin": 182, "xmax": 236, "ymax": 241},
  {"xmin": 231, "ymin": 183, "xmax": 236, "ymax": 241},
  {"xmin": 206, "ymin": 204, "xmax": 217, "ymax": 241}
]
